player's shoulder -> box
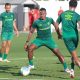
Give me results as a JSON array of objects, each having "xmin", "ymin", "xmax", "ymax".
[
  {"xmin": 46, "ymin": 17, "xmax": 53, "ymax": 20},
  {"xmin": 74, "ymin": 12, "xmax": 79, "ymax": 16},
  {"xmin": 64, "ymin": 10, "xmax": 78, "ymax": 14},
  {"xmin": 34, "ymin": 18, "xmax": 41, "ymax": 23},
  {"xmin": 10, "ymin": 12, "xmax": 14, "ymax": 15},
  {"xmin": 61, "ymin": 10, "xmax": 68, "ymax": 15},
  {"xmin": 0, "ymin": 12, "xmax": 5, "ymax": 15},
  {"xmin": 33, "ymin": 19, "xmax": 39, "ymax": 24}
]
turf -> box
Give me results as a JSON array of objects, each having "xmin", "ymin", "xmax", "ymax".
[{"xmin": 0, "ymin": 33, "xmax": 80, "ymax": 80}]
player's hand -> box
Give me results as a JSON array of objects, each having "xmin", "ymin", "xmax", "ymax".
[
  {"xmin": 24, "ymin": 42, "xmax": 29, "ymax": 51},
  {"xmin": 15, "ymin": 31, "xmax": 19, "ymax": 37}
]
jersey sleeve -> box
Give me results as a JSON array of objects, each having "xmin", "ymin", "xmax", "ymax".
[
  {"xmin": 49, "ymin": 18, "xmax": 54, "ymax": 24},
  {"xmin": 56, "ymin": 15, "xmax": 62, "ymax": 24},
  {"xmin": 77, "ymin": 14, "xmax": 80, "ymax": 22},
  {"xmin": 32, "ymin": 21, "xmax": 37, "ymax": 29},
  {"xmin": 13, "ymin": 13, "xmax": 16, "ymax": 21}
]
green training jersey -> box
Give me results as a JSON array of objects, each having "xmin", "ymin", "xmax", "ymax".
[
  {"xmin": 57, "ymin": 10, "xmax": 80, "ymax": 38},
  {"xmin": 32, "ymin": 17, "xmax": 54, "ymax": 39},
  {"xmin": 0, "ymin": 12, "xmax": 15, "ymax": 32}
]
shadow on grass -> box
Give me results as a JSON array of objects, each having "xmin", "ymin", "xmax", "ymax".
[
  {"xmin": 11, "ymin": 72, "xmax": 52, "ymax": 77},
  {"xmin": 11, "ymin": 72, "xmax": 22, "ymax": 76},
  {"xmin": 56, "ymin": 76, "xmax": 70, "ymax": 79},
  {"xmin": 0, "ymin": 65, "xmax": 19, "ymax": 70},
  {"xmin": 30, "ymin": 73, "xmax": 52, "ymax": 77},
  {"xmin": 0, "ymin": 65, "xmax": 19, "ymax": 74}
]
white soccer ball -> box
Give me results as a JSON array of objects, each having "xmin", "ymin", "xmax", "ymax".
[{"xmin": 20, "ymin": 66, "xmax": 30, "ymax": 76}]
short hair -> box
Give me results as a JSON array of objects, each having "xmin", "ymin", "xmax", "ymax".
[
  {"xmin": 69, "ymin": 0, "xmax": 77, "ymax": 7},
  {"xmin": 40, "ymin": 8, "xmax": 46, "ymax": 12},
  {"xmin": 5, "ymin": 3, "xmax": 11, "ymax": 7}
]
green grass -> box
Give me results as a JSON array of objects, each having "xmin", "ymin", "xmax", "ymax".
[{"xmin": 0, "ymin": 33, "xmax": 80, "ymax": 80}]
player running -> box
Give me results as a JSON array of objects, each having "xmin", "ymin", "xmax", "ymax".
[
  {"xmin": 56, "ymin": 0, "xmax": 80, "ymax": 78},
  {"xmin": 24, "ymin": 8, "xmax": 69, "ymax": 74},
  {"xmin": 0, "ymin": 3, "xmax": 19, "ymax": 62}
]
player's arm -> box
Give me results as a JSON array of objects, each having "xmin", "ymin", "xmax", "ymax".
[
  {"xmin": 55, "ymin": 15, "xmax": 62, "ymax": 39},
  {"xmin": 13, "ymin": 13, "xmax": 19, "ymax": 36},
  {"xmin": 26, "ymin": 27, "xmax": 35, "ymax": 43},
  {"xmin": 24, "ymin": 20, "xmax": 37, "ymax": 51},
  {"xmin": 77, "ymin": 15, "xmax": 80, "ymax": 29},
  {"xmin": 13, "ymin": 20, "xmax": 19, "ymax": 37},
  {"xmin": 24, "ymin": 27, "xmax": 36, "ymax": 51},
  {"xmin": 53, "ymin": 22, "xmax": 62, "ymax": 39},
  {"xmin": 78, "ymin": 21, "xmax": 80, "ymax": 26}
]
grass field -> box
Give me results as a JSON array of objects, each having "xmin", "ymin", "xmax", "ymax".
[{"xmin": 0, "ymin": 33, "xmax": 80, "ymax": 80}]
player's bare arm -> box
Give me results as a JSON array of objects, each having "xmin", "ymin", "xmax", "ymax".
[
  {"xmin": 78, "ymin": 21, "xmax": 80, "ymax": 29},
  {"xmin": 13, "ymin": 20, "xmax": 19, "ymax": 37},
  {"xmin": 24, "ymin": 27, "xmax": 35, "ymax": 51},
  {"xmin": 53, "ymin": 22, "xmax": 62, "ymax": 39}
]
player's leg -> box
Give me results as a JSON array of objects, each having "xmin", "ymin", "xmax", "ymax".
[
  {"xmin": 0, "ymin": 32, "xmax": 7, "ymax": 61},
  {"xmin": 69, "ymin": 50, "xmax": 80, "ymax": 78},
  {"xmin": 26, "ymin": 38, "xmax": 43, "ymax": 70},
  {"xmin": 64, "ymin": 38, "xmax": 80, "ymax": 67},
  {"xmin": 71, "ymin": 51, "xmax": 80, "ymax": 67},
  {"xmin": 28, "ymin": 44, "xmax": 37, "ymax": 68},
  {"xmin": 71, "ymin": 57, "xmax": 75, "ymax": 70},
  {"xmin": 45, "ymin": 38, "xmax": 69, "ymax": 73},
  {"xmin": 3, "ymin": 32, "xmax": 13, "ymax": 62},
  {"xmin": 63, "ymin": 38, "xmax": 80, "ymax": 78},
  {"xmin": 3, "ymin": 41, "xmax": 11, "ymax": 62},
  {"xmin": 52, "ymin": 48, "xmax": 70, "ymax": 73},
  {"xmin": 0, "ymin": 41, "xmax": 7, "ymax": 61}
]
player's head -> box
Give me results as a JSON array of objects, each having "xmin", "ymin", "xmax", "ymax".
[
  {"xmin": 39, "ymin": 8, "xmax": 47, "ymax": 20},
  {"xmin": 5, "ymin": 3, "xmax": 11, "ymax": 12},
  {"xmin": 69, "ymin": 0, "xmax": 77, "ymax": 8}
]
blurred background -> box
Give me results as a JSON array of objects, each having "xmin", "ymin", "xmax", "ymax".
[{"xmin": 0, "ymin": 0, "xmax": 80, "ymax": 32}]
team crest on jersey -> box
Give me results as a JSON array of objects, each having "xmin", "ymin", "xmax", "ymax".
[
  {"xmin": 38, "ymin": 23, "xmax": 42, "ymax": 27},
  {"xmin": 5, "ymin": 16, "xmax": 8, "ymax": 18},
  {"xmin": 47, "ymin": 22, "xmax": 50, "ymax": 25},
  {"xmin": 11, "ymin": 15, "xmax": 13, "ymax": 18}
]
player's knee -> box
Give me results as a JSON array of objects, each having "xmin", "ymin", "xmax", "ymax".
[{"xmin": 2, "ymin": 44, "xmax": 6, "ymax": 48}]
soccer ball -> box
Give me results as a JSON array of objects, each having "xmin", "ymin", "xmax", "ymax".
[{"xmin": 20, "ymin": 66, "xmax": 30, "ymax": 76}]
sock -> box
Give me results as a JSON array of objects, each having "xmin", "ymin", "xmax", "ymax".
[
  {"xmin": 0, "ymin": 53, "xmax": 2, "ymax": 58},
  {"xmin": 29, "ymin": 59, "xmax": 33, "ymax": 66},
  {"xmin": 63, "ymin": 62, "xmax": 68, "ymax": 70},
  {"xmin": 3, "ymin": 53, "xmax": 8, "ymax": 60},
  {"xmin": 71, "ymin": 63, "xmax": 74, "ymax": 70}
]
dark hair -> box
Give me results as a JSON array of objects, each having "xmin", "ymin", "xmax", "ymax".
[
  {"xmin": 69, "ymin": 0, "xmax": 77, "ymax": 7},
  {"xmin": 40, "ymin": 8, "xmax": 46, "ymax": 11},
  {"xmin": 5, "ymin": 3, "xmax": 11, "ymax": 7}
]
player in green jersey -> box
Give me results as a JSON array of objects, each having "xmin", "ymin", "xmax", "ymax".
[
  {"xmin": 56, "ymin": 0, "xmax": 80, "ymax": 78},
  {"xmin": 0, "ymin": 3, "xmax": 19, "ymax": 62},
  {"xmin": 24, "ymin": 8, "xmax": 70, "ymax": 74}
]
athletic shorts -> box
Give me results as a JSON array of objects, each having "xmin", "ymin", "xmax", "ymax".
[
  {"xmin": 1, "ymin": 32, "xmax": 14, "ymax": 41},
  {"xmin": 31, "ymin": 38, "xmax": 58, "ymax": 49},
  {"xmin": 63, "ymin": 37, "xmax": 78, "ymax": 52}
]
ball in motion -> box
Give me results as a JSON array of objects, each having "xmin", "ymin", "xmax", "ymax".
[{"xmin": 20, "ymin": 66, "xmax": 30, "ymax": 76}]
